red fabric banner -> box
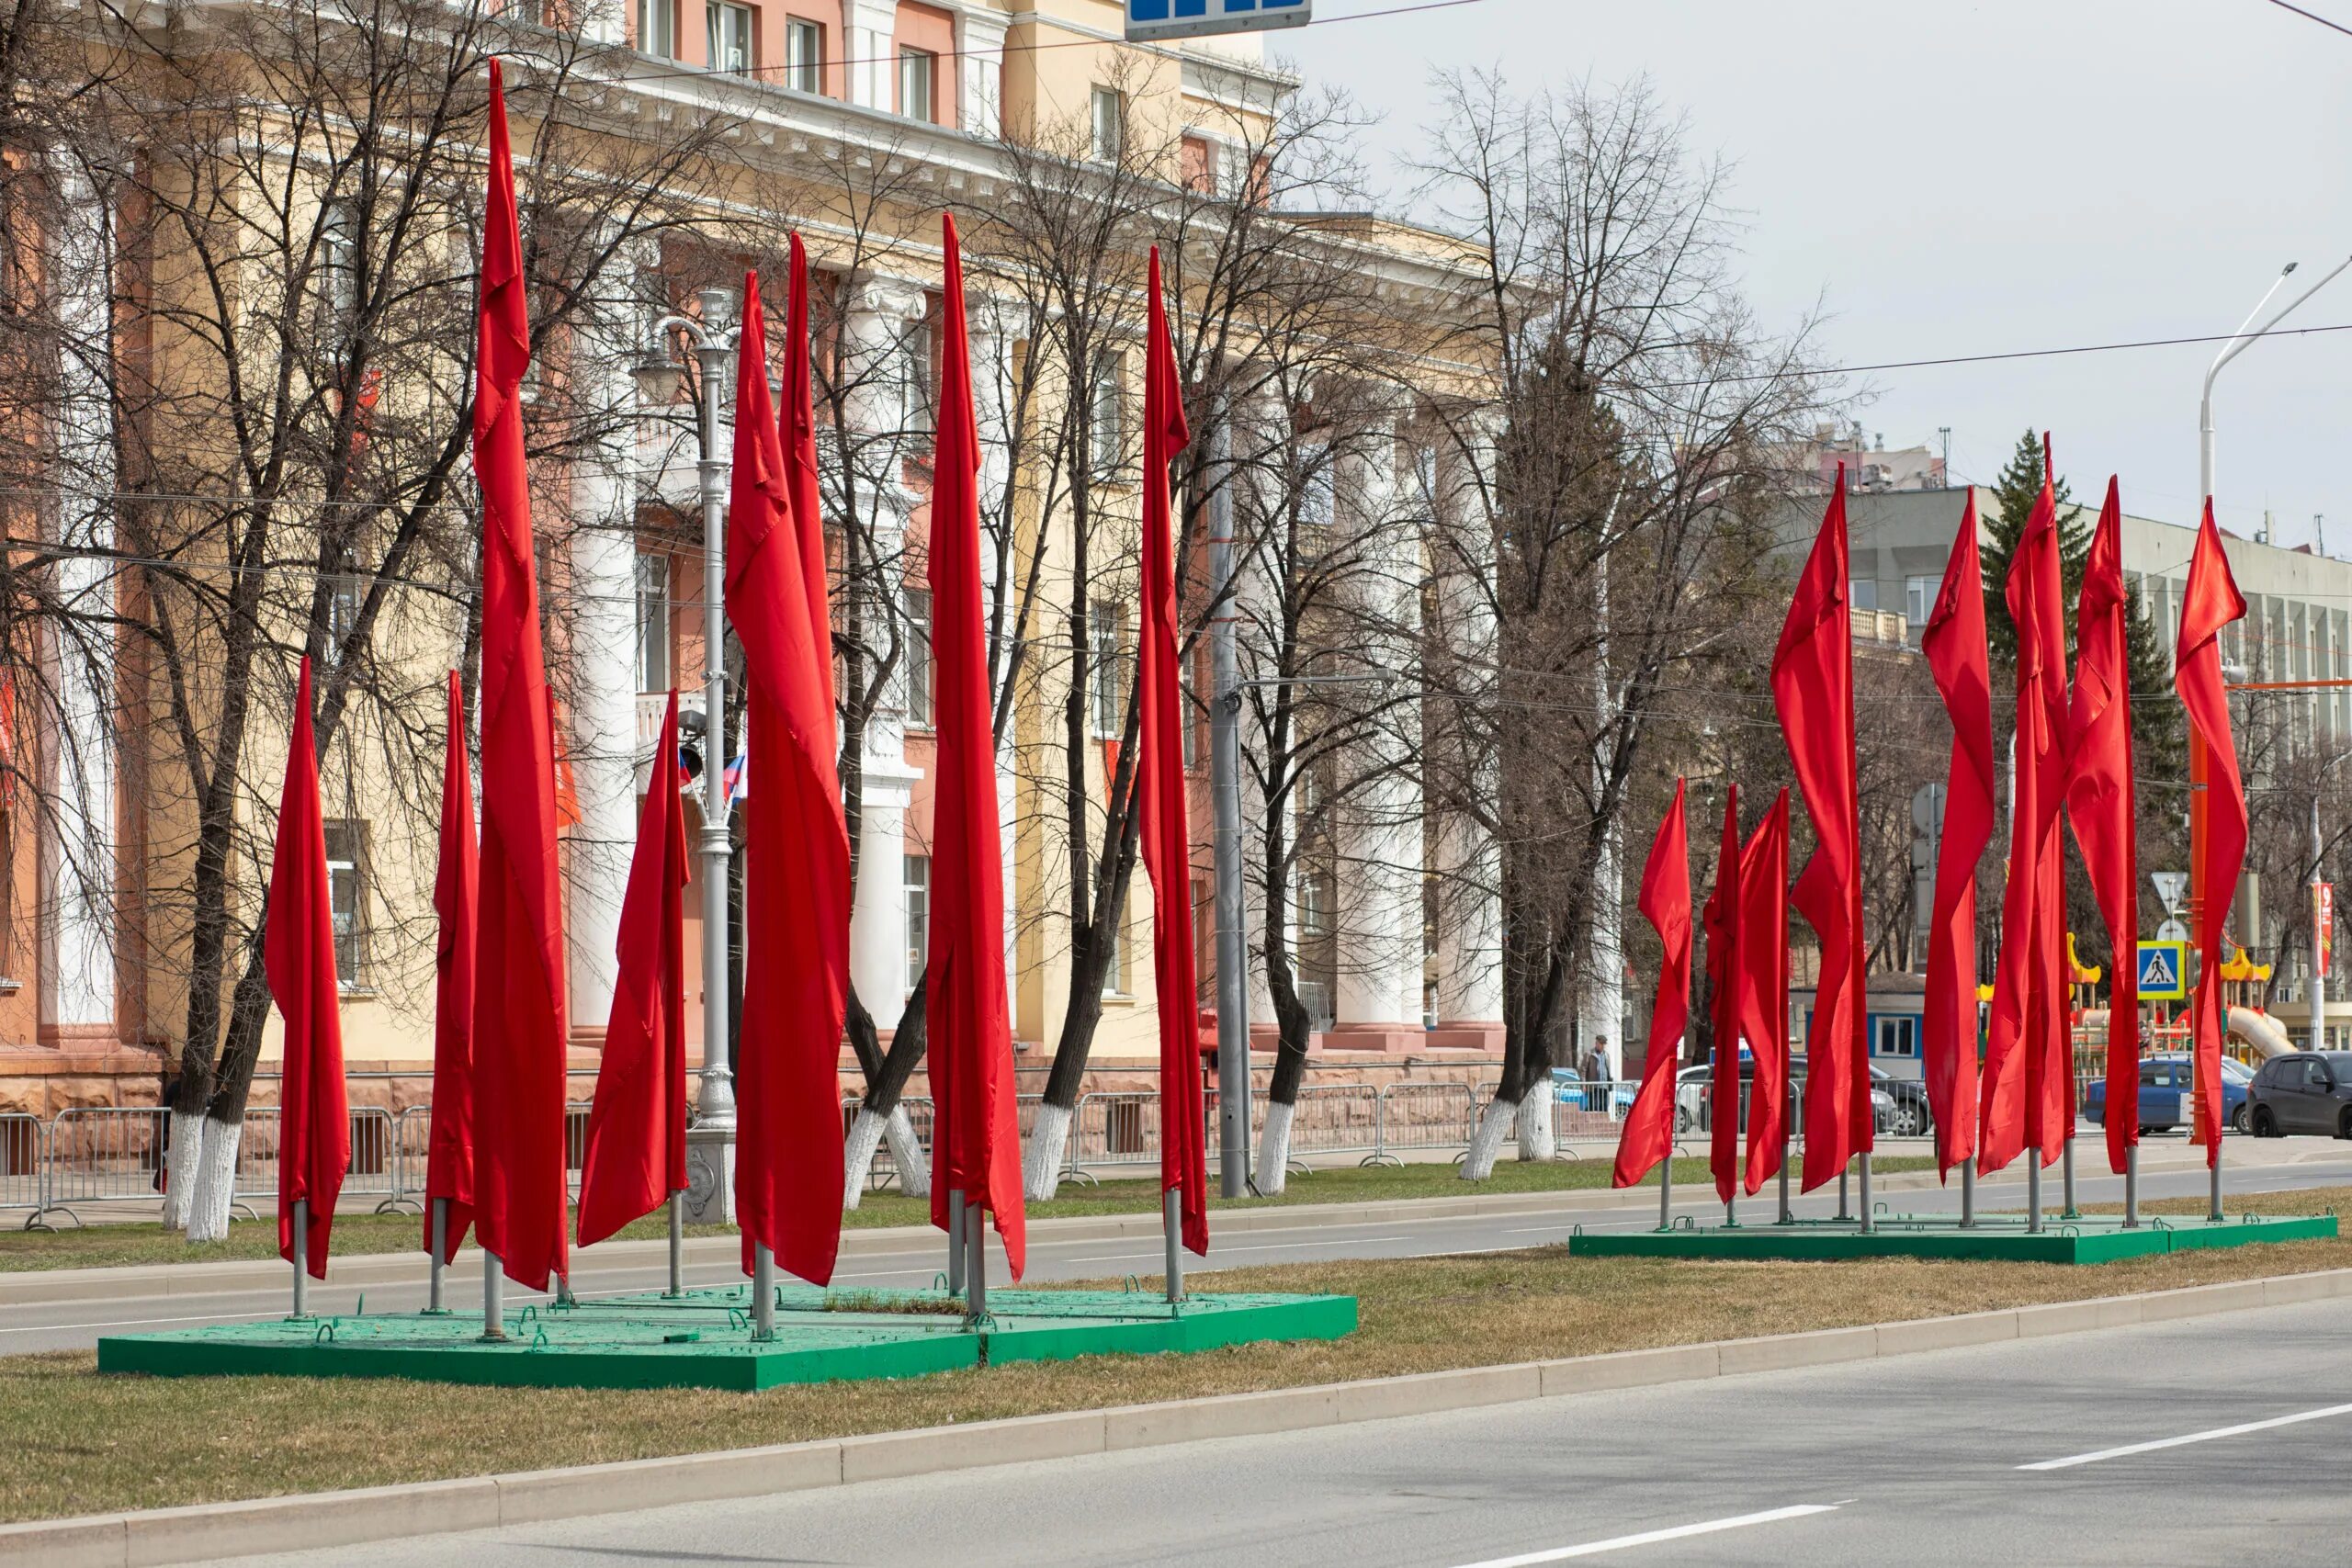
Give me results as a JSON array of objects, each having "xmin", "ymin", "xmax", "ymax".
[
  {"xmin": 783, "ymin": 234, "xmax": 833, "ymax": 721},
  {"xmin": 424, "ymin": 671, "xmax": 477, "ymax": 1262},
  {"xmin": 728, "ymin": 271, "xmax": 850, "ymax": 1284},
  {"xmin": 1136, "ymin": 249, "xmax": 1209, "ymax": 1257},
  {"xmin": 469, "ymin": 60, "xmax": 571, "ymax": 1293},
  {"xmin": 577, "ymin": 692, "xmax": 691, "ymax": 1249},
  {"xmin": 1982, "ymin": 443, "xmax": 2073, "ymax": 1175},
  {"xmin": 2068, "ymin": 479, "xmax": 2140, "ymax": 1175},
  {"xmin": 2177, "ymin": 502, "xmax": 2247, "ymax": 1168},
  {"xmin": 1612, "ymin": 781, "xmax": 1690, "ymax": 1190},
  {"xmin": 268, "ymin": 657, "xmax": 347, "ymax": 1279},
  {"xmin": 1921, "ymin": 493, "xmax": 1995, "ymax": 1180},
  {"xmin": 1704, "ymin": 785, "xmax": 1742, "ymax": 1207},
  {"xmin": 1770, "ymin": 468, "xmax": 1869, "ymax": 1190},
  {"xmin": 925, "ymin": 215, "xmax": 1027, "ymax": 1277},
  {"xmin": 1739, "ymin": 789, "xmax": 1790, "ymax": 1197}
]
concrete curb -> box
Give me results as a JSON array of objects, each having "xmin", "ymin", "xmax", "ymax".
[{"xmin": 9, "ymin": 1263, "xmax": 2348, "ymax": 1567}]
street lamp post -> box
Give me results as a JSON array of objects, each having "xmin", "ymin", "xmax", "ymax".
[
  {"xmin": 2307, "ymin": 750, "xmax": 2351, "ymax": 1051},
  {"xmin": 635, "ymin": 287, "xmax": 740, "ymax": 1305}
]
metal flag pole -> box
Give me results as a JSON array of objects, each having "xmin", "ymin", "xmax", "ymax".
[
  {"xmin": 2062, "ymin": 1134, "xmax": 2078, "ymax": 1219},
  {"xmin": 1961, "ymin": 1161, "xmax": 1976, "ymax": 1228},
  {"xmin": 2124, "ymin": 1145, "xmax": 2140, "ymax": 1228},
  {"xmin": 2027, "ymin": 1158, "xmax": 2043, "ymax": 1233},
  {"xmin": 1777, "ymin": 1066, "xmax": 1792, "ymax": 1224},
  {"xmin": 1858, "ymin": 1152, "xmax": 1874, "ymax": 1234},
  {"xmin": 1657, "ymin": 1151, "xmax": 1673, "ymax": 1231},
  {"xmin": 1162, "ymin": 1189, "xmax": 1185, "ymax": 1304},
  {"xmin": 428, "ymin": 1198, "xmax": 448, "ymax": 1313},
  {"xmin": 481, "ymin": 1252, "xmax": 506, "ymax": 1340},
  {"xmin": 666, "ymin": 1190, "xmax": 684, "ymax": 1298},
  {"xmin": 752, "ymin": 1243, "xmax": 775, "ymax": 1340},
  {"xmin": 1837, "ymin": 1164, "xmax": 1850, "ymax": 1222},
  {"xmin": 289, "ymin": 1200, "xmax": 309, "ymax": 1319},
  {"xmin": 964, "ymin": 1202, "xmax": 989, "ymax": 1323},
  {"xmin": 946, "ymin": 1190, "xmax": 967, "ymax": 1293}
]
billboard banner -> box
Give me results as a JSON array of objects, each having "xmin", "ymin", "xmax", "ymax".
[{"xmin": 1126, "ymin": 0, "xmax": 1311, "ymax": 43}]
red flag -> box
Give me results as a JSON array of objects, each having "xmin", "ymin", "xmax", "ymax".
[
  {"xmin": 267, "ymin": 657, "xmax": 347, "ymax": 1279},
  {"xmin": 2068, "ymin": 479, "xmax": 2140, "ymax": 1175},
  {"xmin": 1612, "ymin": 780, "xmax": 1690, "ymax": 1189},
  {"xmin": 728, "ymin": 272, "xmax": 850, "ymax": 1283},
  {"xmin": 1136, "ymin": 248, "xmax": 1209, "ymax": 1256},
  {"xmin": 1921, "ymin": 493, "xmax": 1996, "ymax": 1181},
  {"xmin": 469, "ymin": 60, "xmax": 571, "ymax": 1293},
  {"xmin": 1703, "ymin": 785, "xmax": 1741, "ymax": 1206},
  {"xmin": 1981, "ymin": 442, "xmax": 2072, "ymax": 1175},
  {"xmin": 424, "ymin": 671, "xmax": 477, "ymax": 1262},
  {"xmin": 926, "ymin": 214, "xmax": 1026, "ymax": 1277},
  {"xmin": 1739, "ymin": 789, "xmax": 1790, "ymax": 1196},
  {"xmin": 576, "ymin": 692, "xmax": 691, "ymax": 1248},
  {"xmin": 782, "ymin": 233, "xmax": 833, "ymax": 720},
  {"xmin": 2177, "ymin": 502, "xmax": 2247, "ymax": 1168},
  {"xmin": 1770, "ymin": 468, "xmax": 1869, "ymax": 1189}
]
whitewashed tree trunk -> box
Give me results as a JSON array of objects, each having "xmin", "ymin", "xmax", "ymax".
[
  {"xmin": 181, "ymin": 1117, "xmax": 243, "ymax": 1244},
  {"xmin": 159, "ymin": 1111, "xmax": 206, "ymax": 1231},
  {"xmin": 1517, "ymin": 1077, "xmax": 1556, "ymax": 1161},
  {"xmin": 883, "ymin": 1106, "xmax": 929, "ymax": 1198},
  {"xmin": 841, "ymin": 1108, "xmax": 887, "ymax": 1211},
  {"xmin": 1022, "ymin": 1100, "xmax": 1071, "ymax": 1201},
  {"xmin": 1253, "ymin": 1098, "xmax": 1295, "ymax": 1195},
  {"xmin": 1461, "ymin": 1093, "xmax": 1516, "ymax": 1180},
  {"xmin": 844, "ymin": 1105, "xmax": 932, "ymax": 1207}
]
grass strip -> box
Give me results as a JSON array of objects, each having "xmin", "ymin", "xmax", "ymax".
[
  {"xmin": 0, "ymin": 1154, "xmax": 1934, "ymax": 1272},
  {"xmin": 2, "ymin": 1180, "xmax": 2339, "ymax": 1524}
]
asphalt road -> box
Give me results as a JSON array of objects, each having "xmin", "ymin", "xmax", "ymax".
[
  {"xmin": 206, "ymin": 1290, "xmax": 2352, "ymax": 1567},
  {"xmin": 6, "ymin": 1147, "xmax": 2350, "ymax": 1355}
]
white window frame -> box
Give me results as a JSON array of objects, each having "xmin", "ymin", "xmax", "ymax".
[
  {"xmin": 902, "ymin": 853, "xmax": 930, "ymax": 998},
  {"xmin": 707, "ymin": 1, "xmax": 752, "ymax": 76},
  {"xmin": 1091, "ymin": 86, "xmax": 1125, "ymax": 164},
  {"xmin": 898, "ymin": 47, "xmax": 935, "ymax": 122},
  {"xmin": 634, "ymin": 552, "xmax": 670, "ymax": 694},
  {"xmin": 783, "ymin": 16, "xmax": 820, "ymax": 93},
  {"xmin": 1090, "ymin": 598, "xmax": 1124, "ymax": 739},
  {"xmin": 1091, "ymin": 350, "xmax": 1125, "ymax": 477},
  {"xmin": 323, "ymin": 820, "xmax": 368, "ymax": 987},
  {"xmin": 903, "ymin": 585, "xmax": 933, "ymax": 730},
  {"xmin": 638, "ymin": 0, "xmax": 676, "ymax": 57}
]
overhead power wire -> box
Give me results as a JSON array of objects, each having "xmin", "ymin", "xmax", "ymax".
[
  {"xmin": 1685, "ymin": 319, "xmax": 2352, "ymax": 389},
  {"xmin": 2263, "ymin": 0, "xmax": 2352, "ymax": 40}
]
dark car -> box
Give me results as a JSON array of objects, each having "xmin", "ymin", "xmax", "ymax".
[
  {"xmin": 1682, "ymin": 1056, "xmax": 1894, "ymax": 1135},
  {"xmin": 2246, "ymin": 1052, "xmax": 2352, "ymax": 1139},
  {"xmin": 2086, "ymin": 1054, "xmax": 2253, "ymax": 1134},
  {"xmin": 1871, "ymin": 1067, "xmax": 1932, "ymax": 1138}
]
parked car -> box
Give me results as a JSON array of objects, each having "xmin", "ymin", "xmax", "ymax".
[
  {"xmin": 1548, "ymin": 1066, "xmax": 1636, "ymax": 1120},
  {"xmin": 1871, "ymin": 1067, "xmax": 1932, "ymax": 1138},
  {"xmin": 2085, "ymin": 1054, "xmax": 2253, "ymax": 1134},
  {"xmin": 2246, "ymin": 1052, "xmax": 2352, "ymax": 1139},
  {"xmin": 1669, "ymin": 1055, "xmax": 1895, "ymax": 1136}
]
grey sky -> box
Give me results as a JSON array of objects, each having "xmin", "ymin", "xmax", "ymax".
[{"xmin": 1285, "ymin": 0, "xmax": 2352, "ymax": 552}]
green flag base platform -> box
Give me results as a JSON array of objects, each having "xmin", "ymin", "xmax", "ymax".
[
  {"xmin": 95, "ymin": 1284, "xmax": 1358, "ymax": 1392},
  {"xmin": 1567, "ymin": 1212, "xmax": 2337, "ymax": 1265}
]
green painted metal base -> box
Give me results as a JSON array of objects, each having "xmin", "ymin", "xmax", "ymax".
[
  {"xmin": 95, "ymin": 1285, "xmax": 1359, "ymax": 1392},
  {"xmin": 1568, "ymin": 1213, "xmax": 2337, "ymax": 1265}
]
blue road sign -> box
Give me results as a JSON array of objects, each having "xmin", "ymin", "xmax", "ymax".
[
  {"xmin": 1127, "ymin": 0, "xmax": 1312, "ymax": 43},
  {"xmin": 2137, "ymin": 941, "xmax": 2189, "ymax": 1001}
]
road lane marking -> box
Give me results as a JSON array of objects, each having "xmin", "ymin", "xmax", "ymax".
[
  {"xmin": 0, "ymin": 1309, "xmax": 282, "ymax": 1336},
  {"xmin": 1447, "ymin": 1503, "xmax": 1844, "ymax": 1565},
  {"xmin": 1069, "ymin": 1235, "xmax": 1418, "ymax": 1266},
  {"xmin": 2020, "ymin": 1403, "xmax": 2352, "ymax": 1471}
]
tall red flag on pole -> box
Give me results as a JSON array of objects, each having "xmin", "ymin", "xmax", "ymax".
[
  {"xmin": 1612, "ymin": 781, "xmax": 1690, "ymax": 1190},
  {"xmin": 269, "ymin": 657, "xmax": 347, "ymax": 1278},
  {"xmin": 1739, "ymin": 789, "xmax": 1790, "ymax": 1197},
  {"xmin": 927, "ymin": 214, "xmax": 1026, "ymax": 1277},
  {"xmin": 2068, "ymin": 479, "xmax": 2140, "ymax": 1176},
  {"xmin": 1982, "ymin": 441, "xmax": 2072, "ymax": 1175},
  {"xmin": 729, "ymin": 272, "xmax": 850, "ymax": 1283},
  {"xmin": 1920, "ymin": 493, "xmax": 1995, "ymax": 1179},
  {"xmin": 1704, "ymin": 786, "xmax": 1742, "ymax": 1207},
  {"xmin": 1136, "ymin": 248, "xmax": 1209, "ymax": 1256},
  {"xmin": 577, "ymin": 692, "xmax": 691, "ymax": 1248},
  {"xmin": 469, "ymin": 59, "xmax": 571, "ymax": 1293},
  {"xmin": 1770, "ymin": 468, "xmax": 1869, "ymax": 1189},
  {"xmin": 424, "ymin": 671, "xmax": 477, "ymax": 1262},
  {"xmin": 2177, "ymin": 502, "xmax": 2247, "ymax": 1169}
]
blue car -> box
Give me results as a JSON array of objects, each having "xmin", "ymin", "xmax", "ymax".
[{"xmin": 2085, "ymin": 1054, "xmax": 2253, "ymax": 1135}]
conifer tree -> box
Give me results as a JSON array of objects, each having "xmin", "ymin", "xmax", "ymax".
[{"xmin": 1978, "ymin": 428, "xmax": 2089, "ymax": 669}]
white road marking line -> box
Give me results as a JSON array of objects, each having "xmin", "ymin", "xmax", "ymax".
[
  {"xmin": 3, "ymin": 1309, "xmax": 282, "ymax": 1335},
  {"xmin": 1068, "ymin": 1235, "xmax": 1418, "ymax": 1266},
  {"xmin": 2020, "ymin": 1403, "xmax": 2352, "ymax": 1471},
  {"xmin": 1447, "ymin": 1503, "xmax": 1845, "ymax": 1566}
]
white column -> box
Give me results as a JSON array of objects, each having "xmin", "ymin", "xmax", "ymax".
[
  {"xmin": 1577, "ymin": 542, "xmax": 1623, "ymax": 1079},
  {"xmin": 565, "ymin": 259, "xmax": 643, "ymax": 1036},
  {"xmin": 1432, "ymin": 434, "xmax": 1505, "ymax": 1039},
  {"xmin": 955, "ymin": 6, "xmax": 1007, "ymax": 139},
  {"xmin": 1330, "ymin": 423, "xmax": 1424, "ymax": 1043},
  {"xmin": 42, "ymin": 157, "xmax": 117, "ymax": 1040},
  {"xmin": 842, "ymin": 276, "xmax": 925, "ymax": 1019},
  {"xmin": 843, "ymin": 0, "xmax": 899, "ymax": 113}
]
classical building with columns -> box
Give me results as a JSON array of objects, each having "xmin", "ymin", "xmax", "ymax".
[{"xmin": 0, "ymin": 0, "xmax": 1508, "ymax": 1118}]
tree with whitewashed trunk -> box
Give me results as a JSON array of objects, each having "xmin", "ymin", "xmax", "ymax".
[{"xmin": 1417, "ymin": 74, "xmax": 1835, "ymax": 1180}]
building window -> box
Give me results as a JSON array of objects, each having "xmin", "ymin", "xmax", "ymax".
[
  {"xmin": 1090, "ymin": 350, "xmax": 1125, "ymax": 477},
  {"xmin": 1181, "ymin": 133, "xmax": 1216, "ymax": 194},
  {"xmin": 323, "ymin": 820, "xmax": 368, "ymax": 985},
  {"xmin": 1193, "ymin": 874, "xmax": 1213, "ymax": 1005},
  {"xmin": 1873, "ymin": 1015, "xmax": 1918, "ymax": 1059},
  {"xmin": 638, "ymin": 0, "xmax": 675, "ymax": 56},
  {"xmin": 1102, "ymin": 906, "xmax": 1130, "ymax": 997},
  {"xmin": 1904, "ymin": 573, "xmax": 1936, "ymax": 629},
  {"xmin": 903, "ymin": 585, "xmax": 933, "ymax": 729},
  {"xmin": 1848, "ymin": 577, "xmax": 1878, "ymax": 613},
  {"xmin": 783, "ymin": 16, "xmax": 821, "ymax": 92},
  {"xmin": 323, "ymin": 572, "xmax": 363, "ymax": 669},
  {"xmin": 634, "ymin": 552, "xmax": 670, "ymax": 693},
  {"xmin": 707, "ymin": 1, "xmax": 752, "ymax": 75},
  {"xmin": 1091, "ymin": 86, "xmax": 1125, "ymax": 164},
  {"xmin": 897, "ymin": 317, "xmax": 935, "ymax": 445},
  {"xmin": 1090, "ymin": 598, "xmax": 1124, "ymax": 739},
  {"xmin": 898, "ymin": 47, "xmax": 935, "ymax": 122},
  {"xmin": 1300, "ymin": 868, "xmax": 1334, "ymax": 940},
  {"xmin": 1180, "ymin": 647, "xmax": 1199, "ymax": 769},
  {"xmin": 903, "ymin": 853, "xmax": 929, "ymax": 996}
]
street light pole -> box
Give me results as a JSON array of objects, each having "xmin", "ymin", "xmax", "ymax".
[
  {"xmin": 2200, "ymin": 256, "xmax": 2352, "ymax": 502},
  {"xmin": 1207, "ymin": 417, "xmax": 1251, "ymax": 1200}
]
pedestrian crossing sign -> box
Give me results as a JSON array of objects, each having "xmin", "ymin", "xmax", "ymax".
[{"xmin": 2137, "ymin": 941, "xmax": 2188, "ymax": 1000}]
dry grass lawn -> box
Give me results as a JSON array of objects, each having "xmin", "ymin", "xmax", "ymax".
[{"xmin": 1, "ymin": 1181, "xmax": 2341, "ymax": 1524}]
